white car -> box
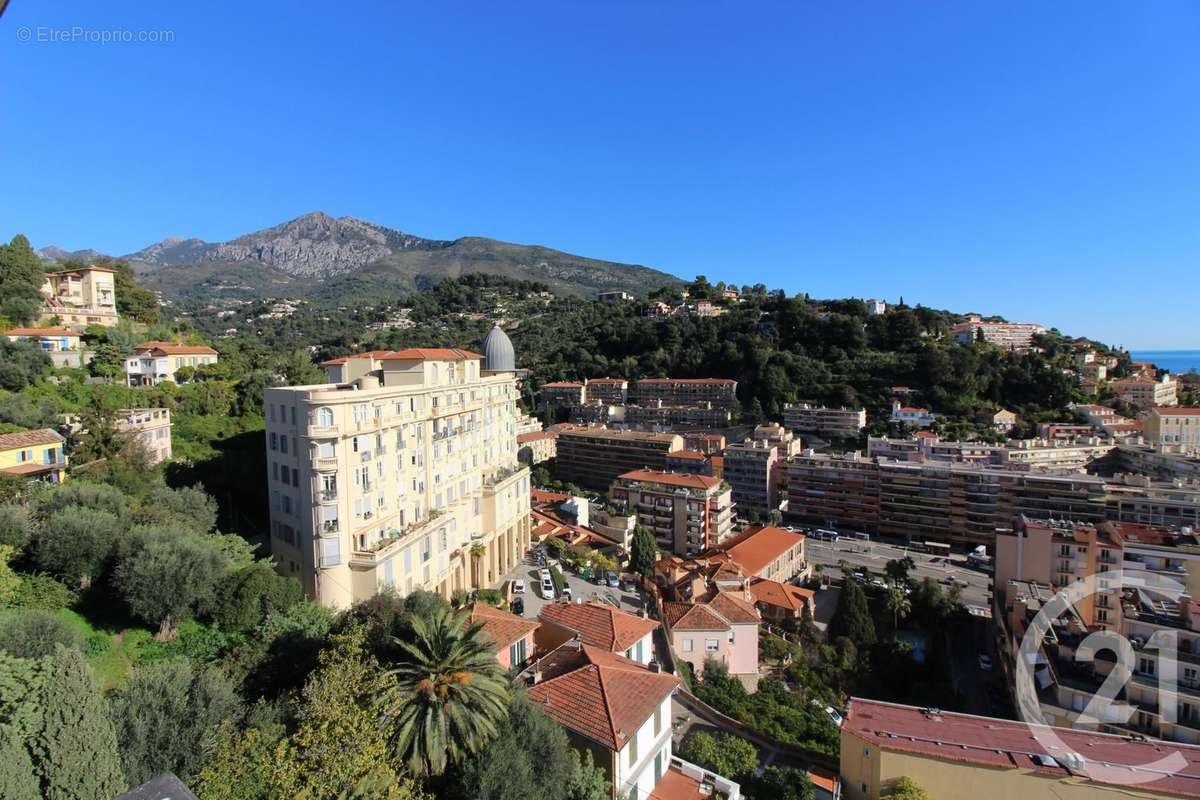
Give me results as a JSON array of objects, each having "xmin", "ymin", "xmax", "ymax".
[
  {"xmin": 512, "ymin": 579, "xmax": 526, "ymax": 595},
  {"xmin": 540, "ymin": 578, "xmax": 555, "ymax": 600},
  {"xmin": 811, "ymin": 699, "xmax": 844, "ymax": 727},
  {"xmin": 539, "ymin": 568, "xmax": 552, "ymax": 583}
]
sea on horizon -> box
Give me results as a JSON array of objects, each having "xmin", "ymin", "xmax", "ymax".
[{"xmin": 1130, "ymin": 350, "xmax": 1200, "ymax": 375}]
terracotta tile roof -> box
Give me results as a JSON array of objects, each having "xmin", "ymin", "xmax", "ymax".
[
  {"xmin": 586, "ymin": 378, "xmax": 627, "ymax": 384},
  {"xmin": 1155, "ymin": 408, "xmax": 1200, "ymax": 416},
  {"xmin": 666, "ymin": 450, "xmax": 708, "ymax": 460},
  {"xmin": 648, "ymin": 766, "xmax": 709, "ymax": 800},
  {"xmin": 1, "ymin": 463, "xmax": 62, "ymax": 476},
  {"xmin": 4, "ymin": 327, "xmax": 80, "ymax": 337},
  {"xmin": 0, "ymin": 428, "xmax": 65, "ymax": 450},
  {"xmin": 617, "ymin": 469, "xmax": 721, "ymax": 491},
  {"xmin": 531, "ymin": 488, "xmax": 571, "ymax": 507},
  {"xmin": 319, "ymin": 349, "xmax": 394, "ymax": 366},
  {"xmin": 845, "ymin": 697, "xmax": 1200, "ymax": 798},
  {"xmin": 378, "ymin": 347, "xmax": 482, "ymax": 361},
  {"xmin": 663, "ymin": 602, "xmax": 729, "ymax": 631},
  {"xmin": 710, "ymin": 526, "xmax": 804, "ymax": 576},
  {"xmin": 530, "ymin": 510, "xmax": 606, "ymax": 547},
  {"xmin": 134, "ymin": 341, "xmax": 218, "ymax": 356},
  {"xmin": 807, "ymin": 768, "xmax": 838, "ymax": 794},
  {"xmin": 637, "ymin": 378, "xmax": 736, "ymax": 385},
  {"xmin": 539, "ymin": 602, "xmax": 657, "ymax": 653},
  {"xmin": 705, "ymin": 590, "xmax": 760, "ymax": 624},
  {"xmin": 528, "ymin": 644, "xmax": 678, "ymax": 751},
  {"xmin": 749, "ymin": 578, "xmax": 814, "ymax": 613},
  {"xmin": 517, "ymin": 430, "xmax": 557, "ymax": 443},
  {"xmin": 45, "ymin": 265, "xmax": 116, "ymax": 274},
  {"xmin": 543, "ymin": 381, "xmax": 585, "ymax": 389},
  {"xmin": 559, "ymin": 428, "xmax": 680, "ymax": 444},
  {"xmin": 467, "ymin": 603, "xmax": 539, "ymax": 651}
]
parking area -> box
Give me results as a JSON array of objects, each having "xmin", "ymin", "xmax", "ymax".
[
  {"xmin": 497, "ymin": 551, "xmax": 646, "ymax": 619},
  {"xmin": 804, "ymin": 537, "xmax": 992, "ymax": 609}
]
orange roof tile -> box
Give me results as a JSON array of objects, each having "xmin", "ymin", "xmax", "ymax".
[
  {"xmin": 749, "ymin": 578, "xmax": 814, "ymax": 613},
  {"xmin": 517, "ymin": 430, "xmax": 557, "ymax": 443},
  {"xmin": 528, "ymin": 644, "xmax": 678, "ymax": 751},
  {"xmin": 542, "ymin": 381, "xmax": 585, "ymax": 389},
  {"xmin": 705, "ymin": 590, "xmax": 760, "ymax": 624},
  {"xmin": 378, "ymin": 347, "xmax": 482, "ymax": 361},
  {"xmin": 4, "ymin": 327, "xmax": 80, "ymax": 337},
  {"xmin": 0, "ymin": 428, "xmax": 65, "ymax": 450},
  {"xmin": 637, "ymin": 377, "xmax": 736, "ymax": 385},
  {"xmin": 134, "ymin": 341, "xmax": 218, "ymax": 356},
  {"xmin": 319, "ymin": 349, "xmax": 394, "ymax": 366},
  {"xmin": 467, "ymin": 603, "xmax": 539, "ymax": 651},
  {"xmin": 663, "ymin": 602, "xmax": 729, "ymax": 631},
  {"xmin": 617, "ymin": 469, "xmax": 721, "ymax": 491},
  {"xmin": 711, "ymin": 526, "xmax": 804, "ymax": 576},
  {"xmin": 539, "ymin": 602, "xmax": 658, "ymax": 653},
  {"xmin": 666, "ymin": 450, "xmax": 708, "ymax": 460}
]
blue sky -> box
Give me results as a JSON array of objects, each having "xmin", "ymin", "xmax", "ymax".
[{"xmin": 2, "ymin": 2, "xmax": 1198, "ymax": 349}]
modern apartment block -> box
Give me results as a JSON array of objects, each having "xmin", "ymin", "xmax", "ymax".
[
  {"xmin": 723, "ymin": 439, "xmax": 779, "ymax": 516},
  {"xmin": 540, "ymin": 381, "xmax": 586, "ymax": 409},
  {"xmin": 998, "ymin": 520, "xmax": 1200, "ymax": 745},
  {"xmin": 949, "ymin": 314, "xmax": 1046, "ymax": 351},
  {"xmin": 783, "ymin": 403, "xmax": 867, "ymax": 439},
  {"xmin": 554, "ymin": 427, "xmax": 683, "ymax": 490},
  {"xmin": 623, "ymin": 401, "xmax": 732, "ymax": 429},
  {"xmin": 786, "ymin": 452, "xmax": 882, "ymax": 535},
  {"xmin": 610, "ymin": 469, "xmax": 734, "ymax": 556},
  {"xmin": 786, "ymin": 454, "xmax": 1109, "ymax": 545},
  {"xmin": 584, "ymin": 378, "xmax": 629, "ymax": 405},
  {"xmin": 840, "ymin": 698, "xmax": 1200, "ymax": 800},
  {"xmin": 1145, "ymin": 407, "xmax": 1200, "ymax": 453},
  {"xmin": 125, "ymin": 341, "xmax": 219, "ymax": 387},
  {"xmin": 263, "ymin": 345, "xmax": 531, "ymax": 608},
  {"xmin": 1111, "ymin": 375, "xmax": 1179, "ymax": 408},
  {"xmin": 634, "ymin": 378, "xmax": 738, "ymax": 409},
  {"xmin": 38, "ymin": 265, "xmax": 118, "ymax": 328},
  {"xmin": 867, "ymin": 434, "xmax": 1115, "ymax": 472}
]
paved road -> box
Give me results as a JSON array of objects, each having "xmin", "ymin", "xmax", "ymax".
[
  {"xmin": 498, "ymin": 555, "xmax": 646, "ymax": 618},
  {"xmin": 805, "ymin": 538, "xmax": 992, "ymax": 609}
]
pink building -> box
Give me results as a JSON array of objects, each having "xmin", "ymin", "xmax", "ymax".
[
  {"xmin": 663, "ymin": 589, "xmax": 760, "ymax": 679},
  {"xmin": 468, "ymin": 603, "xmax": 539, "ymax": 670}
]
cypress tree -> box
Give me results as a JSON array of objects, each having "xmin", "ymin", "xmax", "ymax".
[
  {"xmin": 31, "ymin": 645, "xmax": 124, "ymax": 800},
  {"xmin": 828, "ymin": 579, "xmax": 876, "ymax": 650}
]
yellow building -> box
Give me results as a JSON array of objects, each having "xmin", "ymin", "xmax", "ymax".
[
  {"xmin": 1146, "ymin": 407, "xmax": 1200, "ymax": 454},
  {"xmin": 264, "ymin": 345, "xmax": 531, "ymax": 608},
  {"xmin": 841, "ymin": 697, "xmax": 1200, "ymax": 799},
  {"xmin": 0, "ymin": 428, "xmax": 67, "ymax": 484},
  {"xmin": 39, "ymin": 265, "xmax": 118, "ymax": 328}
]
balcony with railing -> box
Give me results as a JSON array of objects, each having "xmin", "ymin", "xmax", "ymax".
[{"xmin": 349, "ymin": 511, "xmax": 441, "ymax": 567}]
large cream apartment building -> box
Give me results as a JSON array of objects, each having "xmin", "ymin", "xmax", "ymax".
[{"xmin": 264, "ymin": 344, "xmax": 531, "ymax": 608}]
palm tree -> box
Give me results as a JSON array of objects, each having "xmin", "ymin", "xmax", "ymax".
[
  {"xmin": 381, "ymin": 604, "xmax": 511, "ymax": 776},
  {"xmin": 469, "ymin": 541, "xmax": 487, "ymax": 586},
  {"xmin": 885, "ymin": 585, "xmax": 912, "ymax": 636}
]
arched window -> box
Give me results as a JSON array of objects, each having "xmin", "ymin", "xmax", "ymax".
[{"xmin": 317, "ymin": 407, "xmax": 334, "ymax": 427}]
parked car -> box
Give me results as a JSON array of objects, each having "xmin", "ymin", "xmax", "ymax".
[
  {"xmin": 870, "ymin": 577, "xmax": 887, "ymax": 590},
  {"xmin": 511, "ymin": 597, "xmax": 525, "ymax": 616},
  {"xmin": 561, "ymin": 585, "xmax": 572, "ymax": 601},
  {"xmin": 811, "ymin": 699, "xmax": 844, "ymax": 727},
  {"xmin": 978, "ymin": 653, "xmax": 993, "ymax": 671},
  {"xmin": 540, "ymin": 577, "xmax": 555, "ymax": 600},
  {"xmin": 605, "ymin": 571, "xmax": 620, "ymax": 588},
  {"xmin": 513, "ymin": 579, "xmax": 526, "ymax": 595},
  {"xmin": 539, "ymin": 568, "xmax": 552, "ymax": 583}
]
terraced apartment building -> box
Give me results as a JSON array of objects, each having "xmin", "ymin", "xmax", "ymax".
[{"xmin": 554, "ymin": 427, "xmax": 684, "ymax": 491}]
